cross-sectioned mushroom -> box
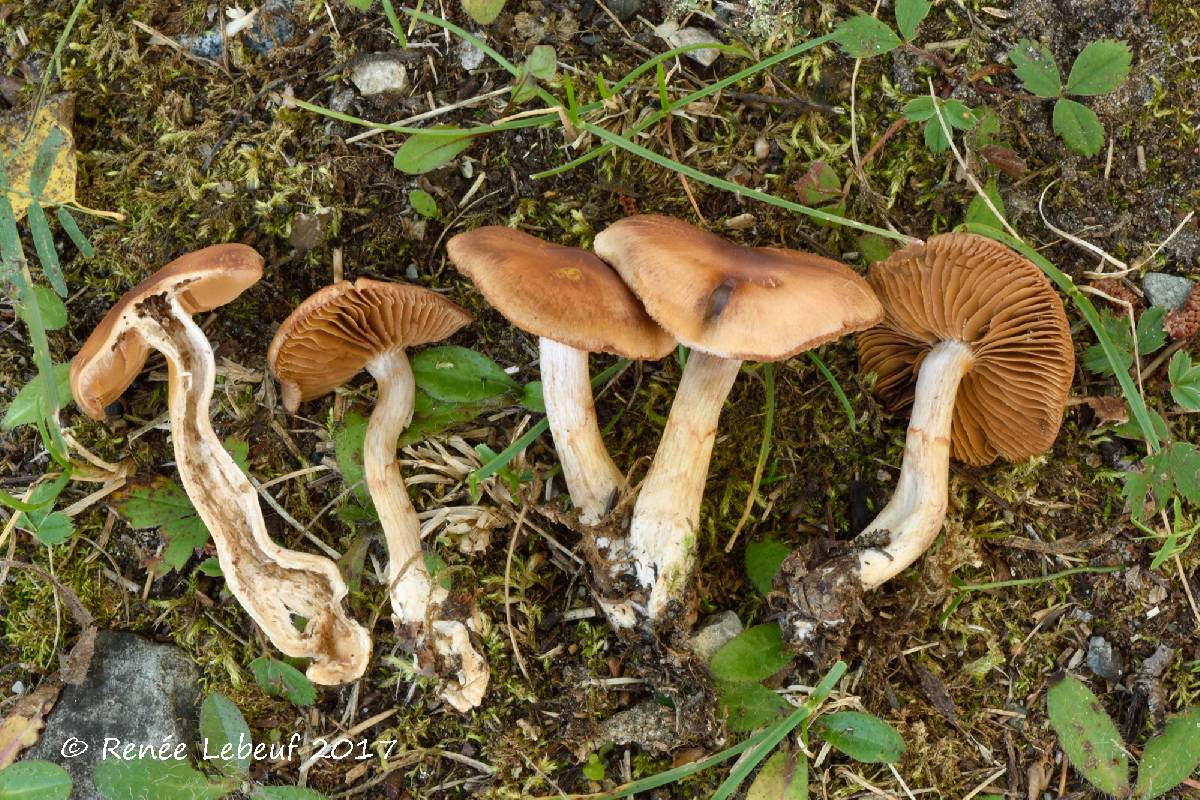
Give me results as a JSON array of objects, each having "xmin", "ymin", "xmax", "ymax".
[
  {"xmin": 594, "ymin": 215, "xmax": 884, "ymax": 627},
  {"xmin": 268, "ymin": 278, "xmax": 488, "ymax": 711},
  {"xmin": 774, "ymin": 232, "xmax": 1074, "ymax": 658},
  {"xmin": 71, "ymin": 244, "xmax": 371, "ymax": 684},
  {"xmin": 447, "ymin": 226, "xmax": 674, "ymax": 525}
]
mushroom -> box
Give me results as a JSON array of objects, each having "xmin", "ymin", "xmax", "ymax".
[
  {"xmin": 267, "ymin": 277, "xmax": 487, "ymax": 712},
  {"xmin": 70, "ymin": 244, "xmax": 371, "ymax": 684},
  {"xmin": 446, "ymin": 226, "xmax": 674, "ymax": 524},
  {"xmin": 774, "ymin": 232, "xmax": 1074, "ymax": 657},
  {"xmin": 593, "ymin": 215, "xmax": 884, "ymax": 624}
]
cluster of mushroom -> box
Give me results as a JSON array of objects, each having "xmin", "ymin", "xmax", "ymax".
[
  {"xmin": 68, "ymin": 220, "xmax": 1073, "ymax": 714},
  {"xmin": 448, "ymin": 219, "xmax": 1074, "ymax": 655},
  {"xmin": 71, "ymin": 247, "xmax": 488, "ymax": 711}
]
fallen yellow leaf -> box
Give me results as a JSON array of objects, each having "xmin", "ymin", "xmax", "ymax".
[{"xmin": 0, "ymin": 93, "xmax": 76, "ymax": 219}]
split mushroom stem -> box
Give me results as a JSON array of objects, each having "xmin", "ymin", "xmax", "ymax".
[
  {"xmin": 857, "ymin": 339, "xmax": 973, "ymax": 587},
  {"xmin": 361, "ymin": 349, "xmax": 437, "ymax": 624},
  {"xmin": 539, "ymin": 338, "xmax": 624, "ymax": 524},
  {"xmin": 140, "ymin": 293, "xmax": 369, "ymax": 684},
  {"xmin": 627, "ymin": 352, "xmax": 741, "ymax": 620}
]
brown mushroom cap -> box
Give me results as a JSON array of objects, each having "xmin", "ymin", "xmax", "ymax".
[
  {"xmin": 268, "ymin": 278, "xmax": 473, "ymax": 412},
  {"xmin": 70, "ymin": 243, "xmax": 264, "ymax": 420},
  {"xmin": 592, "ymin": 215, "xmax": 884, "ymax": 360},
  {"xmin": 857, "ymin": 232, "xmax": 1074, "ymax": 466},
  {"xmin": 446, "ymin": 226, "xmax": 674, "ymax": 359}
]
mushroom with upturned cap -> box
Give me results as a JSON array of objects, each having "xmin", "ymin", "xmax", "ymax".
[
  {"xmin": 594, "ymin": 215, "xmax": 884, "ymax": 626},
  {"xmin": 447, "ymin": 226, "xmax": 674, "ymax": 525},
  {"xmin": 773, "ymin": 232, "xmax": 1074, "ymax": 658},
  {"xmin": 268, "ymin": 277, "xmax": 488, "ymax": 712},
  {"xmin": 71, "ymin": 244, "xmax": 371, "ymax": 684}
]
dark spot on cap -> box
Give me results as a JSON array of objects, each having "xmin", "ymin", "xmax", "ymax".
[{"xmin": 704, "ymin": 279, "xmax": 735, "ymax": 321}]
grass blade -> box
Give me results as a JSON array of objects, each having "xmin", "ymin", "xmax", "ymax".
[
  {"xmin": 56, "ymin": 206, "xmax": 94, "ymax": 257},
  {"xmin": 807, "ymin": 350, "xmax": 856, "ymax": 432},
  {"xmin": 27, "ymin": 203, "xmax": 66, "ymax": 296},
  {"xmin": 584, "ymin": 122, "xmax": 912, "ymax": 242}
]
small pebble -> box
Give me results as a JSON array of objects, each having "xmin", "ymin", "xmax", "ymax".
[
  {"xmin": 1086, "ymin": 636, "xmax": 1123, "ymax": 683},
  {"xmin": 1143, "ymin": 272, "xmax": 1194, "ymax": 310},
  {"xmin": 351, "ymin": 54, "xmax": 409, "ymax": 96},
  {"xmin": 459, "ymin": 39, "xmax": 486, "ymax": 71}
]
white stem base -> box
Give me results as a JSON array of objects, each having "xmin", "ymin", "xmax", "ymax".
[
  {"xmin": 540, "ymin": 338, "xmax": 623, "ymax": 524},
  {"xmin": 857, "ymin": 339, "xmax": 974, "ymax": 588},
  {"xmin": 365, "ymin": 350, "xmax": 488, "ymax": 712},
  {"xmin": 142, "ymin": 294, "xmax": 371, "ymax": 685},
  {"xmin": 626, "ymin": 352, "xmax": 742, "ymax": 623}
]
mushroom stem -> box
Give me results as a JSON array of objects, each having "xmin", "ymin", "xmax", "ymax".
[
  {"xmin": 139, "ymin": 293, "xmax": 369, "ymax": 685},
  {"xmin": 627, "ymin": 351, "xmax": 742, "ymax": 621},
  {"xmin": 539, "ymin": 338, "xmax": 623, "ymax": 524},
  {"xmin": 363, "ymin": 349, "xmax": 489, "ymax": 712},
  {"xmin": 857, "ymin": 339, "xmax": 974, "ymax": 587}
]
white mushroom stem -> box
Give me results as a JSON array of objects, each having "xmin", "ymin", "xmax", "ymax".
[
  {"xmin": 539, "ymin": 338, "xmax": 623, "ymax": 524},
  {"xmin": 627, "ymin": 351, "xmax": 742, "ymax": 622},
  {"xmin": 138, "ymin": 292, "xmax": 370, "ymax": 685},
  {"xmin": 363, "ymin": 349, "xmax": 488, "ymax": 712},
  {"xmin": 857, "ymin": 339, "xmax": 974, "ymax": 588}
]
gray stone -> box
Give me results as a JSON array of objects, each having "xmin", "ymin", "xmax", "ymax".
[
  {"xmin": 1086, "ymin": 635, "xmax": 1123, "ymax": 684},
  {"xmin": 605, "ymin": 0, "xmax": 641, "ymax": 20},
  {"xmin": 351, "ymin": 54, "xmax": 409, "ymax": 96},
  {"xmin": 1143, "ymin": 272, "xmax": 1195, "ymax": 310},
  {"xmin": 458, "ymin": 39, "xmax": 485, "ymax": 72},
  {"xmin": 688, "ymin": 610, "xmax": 744, "ymax": 662},
  {"xmin": 24, "ymin": 631, "xmax": 201, "ymax": 800}
]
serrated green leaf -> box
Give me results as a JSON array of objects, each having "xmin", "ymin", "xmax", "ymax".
[
  {"xmin": 832, "ymin": 15, "xmax": 901, "ymax": 59},
  {"xmin": 718, "ymin": 681, "xmax": 789, "ymax": 732},
  {"xmin": 942, "ymin": 99, "xmax": 978, "ymax": 130},
  {"xmin": 746, "ymin": 748, "xmax": 807, "ymax": 800},
  {"xmin": 462, "ymin": 0, "xmax": 506, "ymax": 25},
  {"xmin": 1066, "ymin": 40, "xmax": 1132, "ymax": 96},
  {"xmin": 1168, "ymin": 351, "xmax": 1200, "ymax": 411},
  {"xmin": 393, "ymin": 129, "xmax": 474, "ymax": 175},
  {"xmin": 1123, "ymin": 442, "xmax": 1200, "ymax": 519},
  {"xmin": 116, "ymin": 480, "xmax": 209, "ymax": 573},
  {"xmin": 924, "ymin": 117, "xmax": 950, "ymax": 153},
  {"xmin": 92, "ymin": 757, "xmax": 232, "ymax": 800},
  {"xmin": 0, "ymin": 761, "xmax": 72, "ymax": 799},
  {"xmin": 1134, "ymin": 707, "xmax": 1200, "ymax": 798},
  {"xmin": 813, "ymin": 711, "xmax": 905, "ymax": 763},
  {"xmin": 31, "ymin": 511, "xmax": 73, "ymax": 545},
  {"xmin": 1137, "ymin": 306, "xmax": 1167, "ymax": 355},
  {"xmin": 1053, "ymin": 98, "xmax": 1104, "ymax": 156},
  {"xmin": 200, "ymin": 693, "xmax": 252, "ymax": 778},
  {"xmin": 250, "ymin": 657, "xmax": 317, "ymax": 706},
  {"xmin": 254, "ymin": 787, "xmax": 329, "ymax": 800},
  {"xmin": 410, "ymin": 345, "xmax": 519, "ymax": 403},
  {"xmin": 1046, "ymin": 674, "xmax": 1130, "ymax": 796},
  {"xmin": 2, "ymin": 363, "xmax": 71, "ymax": 431},
  {"xmin": 18, "ymin": 285, "xmax": 67, "ymax": 330},
  {"xmin": 581, "ymin": 752, "xmax": 605, "ymax": 782},
  {"xmin": 408, "ymin": 189, "xmax": 440, "ymax": 219},
  {"xmin": 901, "ymin": 96, "xmax": 935, "ymax": 122},
  {"xmin": 965, "ymin": 177, "xmax": 1006, "ymax": 230},
  {"xmin": 709, "ymin": 623, "xmax": 794, "ymax": 683},
  {"xmin": 1009, "ymin": 39, "xmax": 1062, "ymax": 97},
  {"xmin": 1083, "ymin": 310, "xmax": 1133, "ymax": 376},
  {"xmin": 745, "ymin": 539, "xmax": 792, "ymax": 596},
  {"xmin": 1113, "ymin": 406, "xmax": 1169, "ymax": 442},
  {"xmin": 895, "ymin": 0, "xmax": 930, "ymax": 41},
  {"xmin": 56, "ymin": 206, "xmax": 94, "ymax": 257},
  {"xmin": 27, "ymin": 203, "xmax": 65, "ymax": 296}
]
